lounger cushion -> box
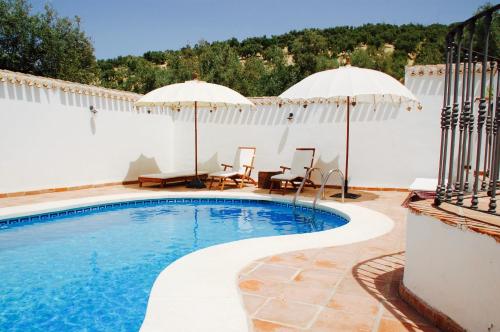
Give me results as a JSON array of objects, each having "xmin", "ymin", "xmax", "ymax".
[
  {"xmin": 409, "ymin": 178, "xmax": 438, "ymax": 191},
  {"xmin": 271, "ymin": 173, "xmax": 301, "ymax": 181},
  {"xmin": 209, "ymin": 170, "xmax": 240, "ymax": 178},
  {"xmin": 140, "ymin": 170, "xmax": 208, "ymax": 179}
]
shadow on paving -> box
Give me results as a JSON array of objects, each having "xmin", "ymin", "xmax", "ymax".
[{"xmin": 351, "ymin": 251, "xmax": 440, "ymax": 332}]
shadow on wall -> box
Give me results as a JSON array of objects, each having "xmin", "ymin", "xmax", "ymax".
[
  {"xmin": 406, "ymin": 73, "xmax": 483, "ymax": 99},
  {"xmin": 0, "ymin": 80, "xmax": 151, "ymax": 116},
  {"xmin": 199, "ymin": 153, "xmax": 219, "ymax": 173},
  {"xmin": 90, "ymin": 116, "xmax": 96, "ymax": 135},
  {"xmin": 124, "ymin": 154, "xmax": 161, "ymax": 181},
  {"xmin": 0, "ymin": 82, "xmax": 41, "ymax": 103},
  {"xmin": 60, "ymin": 92, "xmax": 136, "ymax": 113},
  {"xmin": 170, "ymin": 101, "xmax": 403, "ymax": 127},
  {"xmin": 313, "ymin": 155, "xmax": 341, "ymax": 184},
  {"xmin": 406, "ymin": 76, "xmax": 443, "ymax": 98},
  {"xmin": 278, "ymin": 127, "xmax": 289, "ymax": 153}
]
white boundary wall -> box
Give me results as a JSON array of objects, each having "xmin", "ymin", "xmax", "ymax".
[
  {"xmin": 173, "ymin": 66, "xmax": 447, "ymax": 189},
  {"xmin": 173, "ymin": 101, "xmax": 439, "ymax": 188},
  {"xmin": 0, "ymin": 71, "xmax": 174, "ymax": 193},
  {"xmin": 404, "ymin": 212, "xmax": 500, "ymax": 332},
  {"xmin": 0, "ymin": 65, "xmax": 464, "ymax": 193}
]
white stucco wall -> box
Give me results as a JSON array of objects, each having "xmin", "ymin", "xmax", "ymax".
[
  {"xmin": 0, "ymin": 65, "xmax": 469, "ymax": 193},
  {"xmin": 0, "ymin": 76, "xmax": 174, "ymax": 193},
  {"xmin": 173, "ymin": 68, "xmax": 447, "ymax": 189},
  {"xmin": 404, "ymin": 212, "xmax": 500, "ymax": 332},
  {"xmin": 172, "ymin": 99, "xmax": 440, "ymax": 188}
]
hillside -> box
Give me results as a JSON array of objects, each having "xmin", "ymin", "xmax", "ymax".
[
  {"xmin": 97, "ymin": 23, "xmax": 449, "ymax": 96},
  {"xmin": 2, "ymin": 1, "xmax": 496, "ymax": 97}
]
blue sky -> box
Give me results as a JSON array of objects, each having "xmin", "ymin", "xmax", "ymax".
[{"xmin": 30, "ymin": 0, "xmax": 488, "ymax": 59}]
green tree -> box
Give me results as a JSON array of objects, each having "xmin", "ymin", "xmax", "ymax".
[
  {"xmin": 98, "ymin": 18, "xmax": 464, "ymax": 93},
  {"xmin": 351, "ymin": 48, "xmax": 376, "ymax": 69},
  {"xmin": 164, "ymin": 51, "xmax": 198, "ymax": 83},
  {"xmin": 143, "ymin": 50, "xmax": 167, "ymax": 65},
  {"xmin": 198, "ymin": 41, "xmax": 242, "ymax": 88},
  {"xmin": 415, "ymin": 43, "xmax": 444, "ymax": 65},
  {"xmin": 0, "ymin": 0, "xmax": 98, "ymax": 84},
  {"xmin": 290, "ymin": 30, "xmax": 331, "ymax": 78},
  {"xmin": 473, "ymin": 3, "xmax": 500, "ymax": 58},
  {"xmin": 97, "ymin": 56, "xmax": 169, "ymax": 93},
  {"xmin": 240, "ymin": 56, "xmax": 266, "ymax": 96}
]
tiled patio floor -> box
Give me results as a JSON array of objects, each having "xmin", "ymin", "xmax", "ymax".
[
  {"xmin": 0, "ymin": 184, "xmax": 439, "ymax": 331},
  {"xmin": 238, "ymin": 188, "xmax": 439, "ymax": 332}
]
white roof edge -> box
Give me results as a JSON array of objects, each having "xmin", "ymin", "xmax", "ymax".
[{"xmin": 0, "ymin": 69, "xmax": 142, "ymax": 101}]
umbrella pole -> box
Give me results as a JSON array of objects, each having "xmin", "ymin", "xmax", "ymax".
[
  {"xmin": 345, "ymin": 96, "xmax": 350, "ymax": 194},
  {"xmin": 332, "ymin": 96, "xmax": 360, "ymax": 199},
  {"xmin": 344, "ymin": 96, "xmax": 360, "ymax": 199},
  {"xmin": 187, "ymin": 100, "xmax": 206, "ymax": 188},
  {"xmin": 195, "ymin": 100, "xmax": 198, "ymax": 178}
]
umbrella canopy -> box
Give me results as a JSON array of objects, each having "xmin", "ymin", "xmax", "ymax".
[
  {"xmin": 279, "ymin": 64, "xmax": 419, "ymax": 198},
  {"xmin": 135, "ymin": 79, "xmax": 254, "ymax": 188},
  {"xmin": 280, "ymin": 65, "xmax": 418, "ymax": 104},
  {"xmin": 135, "ymin": 79, "xmax": 253, "ymax": 108}
]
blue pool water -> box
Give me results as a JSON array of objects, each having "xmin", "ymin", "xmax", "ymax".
[{"xmin": 0, "ymin": 198, "xmax": 347, "ymax": 331}]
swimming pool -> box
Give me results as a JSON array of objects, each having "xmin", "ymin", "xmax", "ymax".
[{"xmin": 0, "ymin": 198, "xmax": 347, "ymax": 331}]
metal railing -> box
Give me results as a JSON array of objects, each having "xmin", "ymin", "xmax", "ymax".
[{"xmin": 435, "ymin": 4, "xmax": 500, "ymax": 214}]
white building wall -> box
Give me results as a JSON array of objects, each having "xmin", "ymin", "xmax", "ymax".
[
  {"xmin": 404, "ymin": 212, "xmax": 500, "ymax": 332},
  {"xmin": 0, "ymin": 72, "xmax": 174, "ymax": 194}
]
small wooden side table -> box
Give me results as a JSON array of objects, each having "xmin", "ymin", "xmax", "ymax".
[{"xmin": 258, "ymin": 171, "xmax": 282, "ymax": 189}]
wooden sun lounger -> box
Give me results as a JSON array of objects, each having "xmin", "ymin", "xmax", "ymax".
[
  {"xmin": 208, "ymin": 147, "xmax": 257, "ymax": 190},
  {"xmin": 139, "ymin": 171, "xmax": 208, "ymax": 187},
  {"xmin": 269, "ymin": 148, "xmax": 316, "ymax": 195}
]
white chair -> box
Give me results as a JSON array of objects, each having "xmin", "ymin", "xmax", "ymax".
[
  {"xmin": 269, "ymin": 148, "xmax": 316, "ymax": 195},
  {"xmin": 208, "ymin": 147, "xmax": 257, "ymax": 190}
]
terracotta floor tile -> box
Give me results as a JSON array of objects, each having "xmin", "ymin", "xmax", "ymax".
[
  {"xmin": 327, "ymin": 292, "xmax": 381, "ymax": 315},
  {"xmin": 356, "ymin": 276, "xmax": 392, "ymax": 295},
  {"xmin": 249, "ymin": 263, "xmax": 300, "ymax": 282},
  {"xmin": 252, "ymin": 319, "xmax": 302, "ymax": 332},
  {"xmin": 377, "ymin": 318, "xmax": 440, "ymax": 332},
  {"xmin": 239, "ymin": 278, "xmax": 263, "ymax": 292},
  {"xmin": 266, "ymin": 249, "xmax": 319, "ymax": 268},
  {"xmin": 293, "ymin": 268, "xmax": 343, "ymax": 289},
  {"xmin": 363, "ymin": 260, "xmax": 398, "ymax": 274},
  {"xmin": 240, "ymin": 261, "xmax": 261, "ymax": 276},
  {"xmin": 314, "ymin": 249, "xmax": 358, "ymax": 265},
  {"xmin": 254, "ymin": 298, "xmax": 320, "ymax": 329},
  {"xmin": 241, "ymin": 293, "xmax": 268, "ymax": 315},
  {"xmin": 382, "ymin": 280, "xmax": 402, "ymax": 300},
  {"xmin": 238, "ymin": 278, "xmax": 284, "ymax": 297},
  {"xmin": 381, "ymin": 299, "xmax": 432, "ymax": 326},
  {"xmin": 336, "ymin": 276, "xmax": 386, "ymax": 298},
  {"xmin": 310, "ymin": 307, "xmax": 376, "ymax": 332},
  {"xmin": 281, "ymin": 283, "xmax": 333, "ymax": 306},
  {"xmin": 312, "ymin": 257, "xmax": 352, "ymax": 274}
]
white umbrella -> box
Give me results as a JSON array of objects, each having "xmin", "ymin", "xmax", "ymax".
[
  {"xmin": 135, "ymin": 79, "xmax": 254, "ymax": 188},
  {"xmin": 280, "ymin": 63, "xmax": 419, "ymax": 198}
]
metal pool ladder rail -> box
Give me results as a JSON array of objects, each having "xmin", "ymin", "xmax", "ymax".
[
  {"xmin": 292, "ymin": 168, "xmax": 345, "ymax": 210},
  {"xmin": 313, "ymin": 169, "xmax": 345, "ymax": 209},
  {"xmin": 292, "ymin": 167, "xmax": 323, "ymax": 208}
]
